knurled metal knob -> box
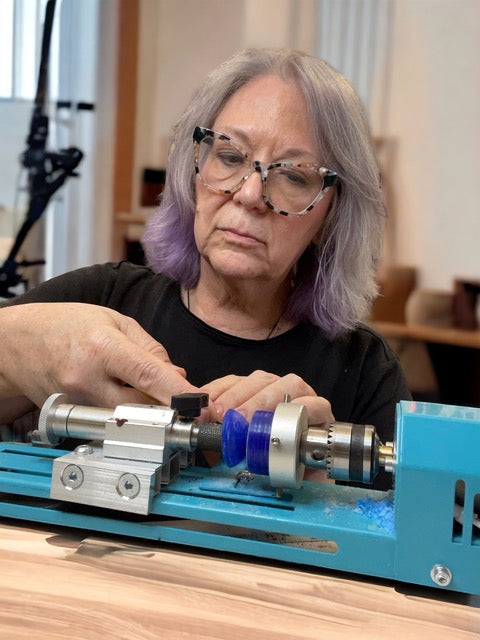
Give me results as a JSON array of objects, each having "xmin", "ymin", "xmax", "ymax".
[{"xmin": 37, "ymin": 392, "xmax": 71, "ymax": 445}]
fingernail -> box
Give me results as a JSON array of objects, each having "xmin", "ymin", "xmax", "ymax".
[{"xmin": 214, "ymin": 403, "xmax": 224, "ymax": 420}]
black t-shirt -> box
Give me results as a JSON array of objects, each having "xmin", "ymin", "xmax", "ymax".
[{"xmin": 5, "ymin": 261, "xmax": 411, "ymax": 451}]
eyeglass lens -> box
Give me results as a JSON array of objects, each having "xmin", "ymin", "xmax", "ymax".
[{"xmin": 197, "ymin": 136, "xmax": 326, "ymax": 215}]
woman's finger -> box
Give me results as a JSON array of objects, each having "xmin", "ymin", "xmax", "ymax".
[
  {"xmin": 203, "ymin": 371, "xmax": 279, "ymax": 420},
  {"xmin": 234, "ymin": 373, "xmax": 316, "ymax": 421}
]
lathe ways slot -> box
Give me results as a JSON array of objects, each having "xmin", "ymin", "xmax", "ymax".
[
  {"xmin": 453, "ymin": 479, "xmax": 480, "ymax": 544},
  {"xmin": 474, "ymin": 494, "xmax": 480, "ymax": 544}
]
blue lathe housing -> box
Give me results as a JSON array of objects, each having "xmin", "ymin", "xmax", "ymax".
[{"xmin": 0, "ymin": 394, "xmax": 478, "ymax": 596}]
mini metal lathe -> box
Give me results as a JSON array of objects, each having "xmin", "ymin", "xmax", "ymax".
[{"xmin": 0, "ymin": 392, "xmax": 478, "ymax": 596}]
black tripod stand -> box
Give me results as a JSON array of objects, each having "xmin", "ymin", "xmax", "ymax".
[{"xmin": 0, "ymin": 0, "xmax": 83, "ymax": 298}]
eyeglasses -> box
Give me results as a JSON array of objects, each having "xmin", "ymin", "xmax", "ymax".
[{"xmin": 193, "ymin": 126, "xmax": 338, "ymax": 216}]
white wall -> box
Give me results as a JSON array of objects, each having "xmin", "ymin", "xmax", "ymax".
[{"xmin": 386, "ymin": 0, "xmax": 480, "ymax": 289}]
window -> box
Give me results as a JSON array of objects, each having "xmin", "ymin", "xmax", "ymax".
[{"xmin": 0, "ymin": 0, "xmax": 50, "ymax": 100}]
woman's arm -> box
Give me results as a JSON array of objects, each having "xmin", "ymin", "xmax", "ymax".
[{"xmin": 0, "ymin": 302, "xmax": 198, "ymax": 421}]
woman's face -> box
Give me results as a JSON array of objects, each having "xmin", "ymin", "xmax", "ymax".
[{"xmin": 194, "ymin": 74, "xmax": 334, "ymax": 288}]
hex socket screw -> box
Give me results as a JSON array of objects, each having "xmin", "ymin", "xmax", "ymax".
[
  {"xmin": 117, "ymin": 473, "xmax": 141, "ymax": 499},
  {"xmin": 61, "ymin": 464, "xmax": 84, "ymax": 489},
  {"xmin": 430, "ymin": 564, "xmax": 452, "ymax": 587}
]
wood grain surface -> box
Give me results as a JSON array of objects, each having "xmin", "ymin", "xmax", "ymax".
[{"xmin": 0, "ymin": 521, "xmax": 478, "ymax": 640}]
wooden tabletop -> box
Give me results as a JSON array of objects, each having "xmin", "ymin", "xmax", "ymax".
[
  {"xmin": 0, "ymin": 520, "xmax": 478, "ymax": 640},
  {"xmin": 371, "ymin": 321, "xmax": 480, "ymax": 349}
]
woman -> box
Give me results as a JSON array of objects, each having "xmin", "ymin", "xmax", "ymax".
[{"xmin": 0, "ymin": 49, "xmax": 410, "ymax": 471}]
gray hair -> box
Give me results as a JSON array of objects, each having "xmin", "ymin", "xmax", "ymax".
[{"xmin": 143, "ymin": 47, "xmax": 385, "ymax": 339}]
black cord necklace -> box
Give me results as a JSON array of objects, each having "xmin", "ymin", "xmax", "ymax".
[
  {"xmin": 265, "ymin": 316, "xmax": 282, "ymax": 339},
  {"xmin": 185, "ymin": 289, "xmax": 282, "ymax": 339}
]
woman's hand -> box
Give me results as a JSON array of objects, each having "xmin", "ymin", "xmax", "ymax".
[
  {"xmin": 201, "ymin": 370, "xmax": 334, "ymax": 482},
  {"xmin": 201, "ymin": 370, "xmax": 334, "ymax": 425},
  {"xmin": 0, "ymin": 302, "xmax": 198, "ymax": 417}
]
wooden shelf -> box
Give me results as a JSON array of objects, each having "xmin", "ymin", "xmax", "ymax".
[{"xmin": 371, "ymin": 321, "xmax": 480, "ymax": 349}]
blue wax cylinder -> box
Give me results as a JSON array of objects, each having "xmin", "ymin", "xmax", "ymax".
[
  {"xmin": 221, "ymin": 409, "xmax": 249, "ymax": 467},
  {"xmin": 246, "ymin": 410, "xmax": 274, "ymax": 476}
]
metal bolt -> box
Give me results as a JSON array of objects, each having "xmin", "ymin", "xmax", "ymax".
[
  {"xmin": 271, "ymin": 437, "xmax": 281, "ymax": 446},
  {"xmin": 74, "ymin": 444, "xmax": 93, "ymax": 455},
  {"xmin": 61, "ymin": 464, "xmax": 84, "ymax": 489},
  {"xmin": 235, "ymin": 469, "xmax": 255, "ymax": 485},
  {"xmin": 430, "ymin": 564, "xmax": 452, "ymax": 587},
  {"xmin": 29, "ymin": 430, "xmax": 41, "ymax": 443},
  {"xmin": 379, "ymin": 442, "xmax": 395, "ymax": 473},
  {"xmin": 117, "ymin": 473, "xmax": 140, "ymax": 499}
]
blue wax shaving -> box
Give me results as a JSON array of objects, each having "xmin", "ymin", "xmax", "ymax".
[{"xmin": 356, "ymin": 497, "xmax": 395, "ymax": 532}]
